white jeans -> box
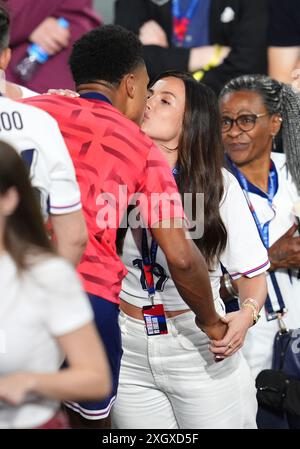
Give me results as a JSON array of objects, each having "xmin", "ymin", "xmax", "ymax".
[{"xmin": 112, "ymin": 311, "xmax": 257, "ymax": 429}]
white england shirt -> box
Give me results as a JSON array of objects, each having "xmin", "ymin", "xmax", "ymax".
[
  {"xmin": 120, "ymin": 169, "xmax": 269, "ymax": 315},
  {"xmin": 243, "ymin": 153, "xmax": 300, "ymax": 378},
  {"xmin": 0, "ymin": 253, "xmax": 93, "ymax": 428},
  {"xmin": 0, "ymin": 95, "xmax": 81, "ymax": 218}
]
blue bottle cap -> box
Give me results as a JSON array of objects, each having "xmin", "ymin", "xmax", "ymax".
[
  {"xmin": 28, "ymin": 43, "xmax": 49, "ymax": 63},
  {"xmin": 57, "ymin": 17, "xmax": 69, "ymax": 29}
]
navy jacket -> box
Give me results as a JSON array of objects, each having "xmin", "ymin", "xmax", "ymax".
[{"xmin": 115, "ymin": 0, "xmax": 268, "ymax": 94}]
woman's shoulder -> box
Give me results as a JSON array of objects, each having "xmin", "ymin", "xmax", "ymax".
[
  {"xmin": 220, "ymin": 167, "xmax": 249, "ymax": 211},
  {"xmin": 221, "ymin": 167, "xmax": 241, "ymax": 192}
]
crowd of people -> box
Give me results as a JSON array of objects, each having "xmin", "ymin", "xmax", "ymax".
[{"xmin": 0, "ymin": 0, "xmax": 300, "ymax": 430}]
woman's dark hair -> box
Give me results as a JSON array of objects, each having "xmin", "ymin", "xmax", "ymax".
[
  {"xmin": 220, "ymin": 74, "xmax": 300, "ymax": 192},
  {"xmin": 0, "ymin": 141, "xmax": 53, "ymax": 269},
  {"xmin": 149, "ymin": 71, "xmax": 227, "ymax": 268}
]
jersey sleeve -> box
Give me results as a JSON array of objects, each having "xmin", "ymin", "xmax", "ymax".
[
  {"xmin": 220, "ymin": 171, "xmax": 270, "ymax": 279},
  {"xmin": 138, "ymin": 144, "xmax": 186, "ymax": 228},
  {"xmin": 35, "ymin": 257, "xmax": 94, "ymax": 336},
  {"xmin": 39, "ymin": 114, "xmax": 82, "ymax": 215}
]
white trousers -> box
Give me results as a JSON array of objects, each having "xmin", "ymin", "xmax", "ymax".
[{"xmin": 112, "ymin": 311, "xmax": 257, "ymax": 429}]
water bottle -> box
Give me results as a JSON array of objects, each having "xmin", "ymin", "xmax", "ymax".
[{"xmin": 14, "ymin": 17, "xmax": 69, "ymax": 82}]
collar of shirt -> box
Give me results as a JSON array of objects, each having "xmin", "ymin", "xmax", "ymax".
[{"xmin": 79, "ymin": 92, "xmax": 112, "ymax": 105}]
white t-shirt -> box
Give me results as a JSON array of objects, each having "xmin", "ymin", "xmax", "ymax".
[
  {"xmin": 242, "ymin": 153, "xmax": 300, "ymax": 377},
  {"xmin": 17, "ymin": 84, "xmax": 38, "ymax": 99},
  {"xmin": 120, "ymin": 169, "xmax": 269, "ymax": 315},
  {"xmin": 0, "ymin": 252, "xmax": 93, "ymax": 429},
  {"xmin": 0, "ymin": 96, "xmax": 81, "ymax": 218}
]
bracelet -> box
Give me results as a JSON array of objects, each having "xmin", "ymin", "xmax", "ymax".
[
  {"xmin": 192, "ymin": 45, "xmax": 223, "ymax": 82},
  {"xmin": 223, "ymin": 273, "xmax": 239, "ymax": 299},
  {"xmin": 242, "ymin": 302, "xmax": 260, "ymax": 326},
  {"xmin": 243, "ymin": 297, "xmax": 259, "ymax": 312}
]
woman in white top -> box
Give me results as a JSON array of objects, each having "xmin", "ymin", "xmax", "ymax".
[
  {"xmin": 0, "ymin": 140, "xmax": 111, "ymax": 429},
  {"xmin": 219, "ymin": 74, "xmax": 300, "ymax": 428},
  {"xmin": 112, "ymin": 72, "xmax": 269, "ymax": 429}
]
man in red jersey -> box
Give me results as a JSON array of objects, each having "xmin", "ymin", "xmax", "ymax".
[{"xmin": 23, "ymin": 25, "xmax": 227, "ymax": 429}]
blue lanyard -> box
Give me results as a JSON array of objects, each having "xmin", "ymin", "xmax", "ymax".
[
  {"xmin": 80, "ymin": 92, "xmax": 112, "ymax": 105},
  {"xmin": 227, "ymin": 156, "xmax": 278, "ymax": 249},
  {"xmin": 172, "ymin": 0, "xmax": 200, "ymax": 43},
  {"xmin": 141, "ymin": 166, "xmax": 180, "ymax": 302},
  {"xmin": 227, "ymin": 156, "xmax": 286, "ymax": 315},
  {"xmin": 173, "ymin": 0, "xmax": 200, "ymax": 19}
]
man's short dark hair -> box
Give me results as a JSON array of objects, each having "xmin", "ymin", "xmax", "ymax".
[
  {"xmin": 0, "ymin": 3, "xmax": 9, "ymax": 54},
  {"xmin": 69, "ymin": 25, "xmax": 145, "ymax": 86}
]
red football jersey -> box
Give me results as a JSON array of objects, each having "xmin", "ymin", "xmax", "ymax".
[{"xmin": 23, "ymin": 95, "xmax": 184, "ymax": 303}]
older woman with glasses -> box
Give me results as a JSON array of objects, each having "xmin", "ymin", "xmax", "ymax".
[{"xmin": 219, "ymin": 74, "xmax": 300, "ymax": 429}]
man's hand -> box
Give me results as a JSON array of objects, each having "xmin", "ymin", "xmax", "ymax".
[
  {"xmin": 139, "ymin": 20, "xmax": 169, "ymax": 47},
  {"xmin": 29, "ymin": 17, "xmax": 70, "ymax": 56},
  {"xmin": 188, "ymin": 46, "xmax": 231, "ymax": 72},
  {"xmin": 47, "ymin": 88, "xmax": 79, "ymax": 97},
  {"xmin": 196, "ymin": 316, "xmax": 227, "ymax": 341},
  {"xmin": 269, "ymin": 224, "xmax": 300, "ymax": 270}
]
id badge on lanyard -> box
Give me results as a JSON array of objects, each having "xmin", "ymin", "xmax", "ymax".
[
  {"xmin": 141, "ymin": 230, "xmax": 168, "ymax": 336},
  {"xmin": 141, "ymin": 166, "xmax": 180, "ymax": 334}
]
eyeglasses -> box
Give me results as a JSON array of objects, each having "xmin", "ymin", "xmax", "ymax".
[{"xmin": 221, "ymin": 112, "xmax": 269, "ymax": 133}]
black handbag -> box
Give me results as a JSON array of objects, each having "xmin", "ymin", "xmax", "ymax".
[{"xmin": 256, "ymin": 315, "xmax": 300, "ymax": 416}]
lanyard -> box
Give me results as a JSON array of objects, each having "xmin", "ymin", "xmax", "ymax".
[
  {"xmin": 172, "ymin": 0, "xmax": 200, "ymax": 42},
  {"xmin": 227, "ymin": 156, "xmax": 277, "ymax": 249},
  {"xmin": 141, "ymin": 166, "xmax": 180, "ymax": 304},
  {"xmin": 80, "ymin": 92, "xmax": 112, "ymax": 105},
  {"xmin": 227, "ymin": 156, "xmax": 286, "ymax": 315}
]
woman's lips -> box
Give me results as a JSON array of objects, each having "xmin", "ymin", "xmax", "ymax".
[{"xmin": 227, "ymin": 143, "xmax": 249, "ymax": 151}]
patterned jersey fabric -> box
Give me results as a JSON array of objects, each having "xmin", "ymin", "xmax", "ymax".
[{"xmin": 24, "ymin": 95, "xmax": 183, "ymax": 303}]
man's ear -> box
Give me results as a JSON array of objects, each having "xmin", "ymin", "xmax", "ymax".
[
  {"xmin": 0, "ymin": 47, "xmax": 11, "ymax": 71},
  {"xmin": 124, "ymin": 73, "xmax": 136, "ymax": 99}
]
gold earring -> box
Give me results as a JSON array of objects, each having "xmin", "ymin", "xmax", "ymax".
[{"xmin": 272, "ymin": 134, "xmax": 277, "ymax": 151}]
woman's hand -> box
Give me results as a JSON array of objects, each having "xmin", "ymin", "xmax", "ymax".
[
  {"xmin": 0, "ymin": 373, "xmax": 35, "ymax": 406},
  {"xmin": 209, "ymin": 307, "xmax": 253, "ymax": 359},
  {"xmin": 29, "ymin": 17, "xmax": 70, "ymax": 56}
]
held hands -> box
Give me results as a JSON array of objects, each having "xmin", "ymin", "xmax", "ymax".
[
  {"xmin": 268, "ymin": 224, "xmax": 300, "ymax": 270},
  {"xmin": 209, "ymin": 307, "xmax": 254, "ymax": 360},
  {"xmin": 196, "ymin": 316, "xmax": 227, "ymax": 341},
  {"xmin": 29, "ymin": 17, "xmax": 70, "ymax": 56},
  {"xmin": 0, "ymin": 373, "xmax": 35, "ymax": 406},
  {"xmin": 139, "ymin": 20, "xmax": 169, "ymax": 47}
]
